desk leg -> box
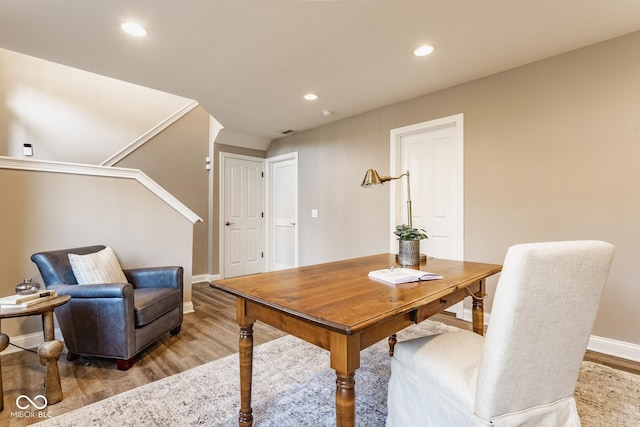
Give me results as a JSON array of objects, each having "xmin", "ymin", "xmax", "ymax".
[
  {"xmin": 236, "ymin": 299, "xmax": 255, "ymax": 427},
  {"xmin": 472, "ymin": 279, "xmax": 485, "ymax": 335},
  {"xmin": 238, "ymin": 324, "xmax": 254, "ymax": 427},
  {"xmin": 330, "ymin": 333, "xmax": 360, "ymax": 427}
]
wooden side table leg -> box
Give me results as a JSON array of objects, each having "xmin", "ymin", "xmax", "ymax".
[
  {"xmin": 38, "ymin": 340, "xmax": 64, "ymax": 405},
  {"xmin": 238, "ymin": 324, "xmax": 254, "ymax": 427},
  {"xmin": 0, "ymin": 333, "xmax": 9, "ymax": 411},
  {"xmin": 40, "ymin": 310, "xmax": 56, "ymax": 366}
]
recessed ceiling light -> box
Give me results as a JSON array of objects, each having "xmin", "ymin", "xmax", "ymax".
[
  {"xmin": 304, "ymin": 93, "xmax": 319, "ymax": 101},
  {"xmin": 413, "ymin": 45, "xmax": 434, "ymax": 57},
  {"xmin": 121, "ymin": 21, "xmax": 148, "ymax": 37}
]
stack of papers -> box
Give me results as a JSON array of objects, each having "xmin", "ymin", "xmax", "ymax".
[
  {"xmin": 0, "ymin": 290, "xmax": 58, "ymax": 308},
  {"xmin": 368, "ymin": 268, "xmax": 443, "ymax": 285}
]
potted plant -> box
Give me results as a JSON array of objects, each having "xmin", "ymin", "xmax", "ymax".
[{"xmin": 394, "ymin": 225, "xmax": 428, "ymax": 266}]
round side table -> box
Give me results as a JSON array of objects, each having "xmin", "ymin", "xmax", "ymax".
[{"xmin": 0, "ymin": 294, "xmax": 71, "ymax": 411}]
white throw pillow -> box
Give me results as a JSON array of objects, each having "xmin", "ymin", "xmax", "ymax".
[{"xmin": 68, "ymin": 246, "xmax": 128, "ymax": 285}]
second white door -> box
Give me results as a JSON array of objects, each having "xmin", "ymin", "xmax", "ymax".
[{"xmin": 266, "ymin": 152, "xmax": 298, "ymax": 271}]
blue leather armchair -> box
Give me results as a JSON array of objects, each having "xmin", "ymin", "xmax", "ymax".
[{"xmin": 31, "ymin": 245, "xmax": 183, "ymax": 370}]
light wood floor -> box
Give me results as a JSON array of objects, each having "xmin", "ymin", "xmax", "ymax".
[{"xmin": 1, "ymin": 282, "xmax": 637, "ymax": 426}]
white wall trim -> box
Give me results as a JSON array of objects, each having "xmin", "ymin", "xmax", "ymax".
[
  {"xmin": 208, "ymin": 116, "xmax": 224, "ymax": 277},
  {"xmin": 0, "ymin": 328, "xmax": 65, "ymax": 356},
  {"xmin": 588, "ymin": 335, "xmax": 640, "ymax": 362},
  {"xmin": 100, "ymin": 100, "xmax": 200, "ymax": 166},
  {"xmin": 462, "ymin": 307, "xmax": 491, "ymax": 326},
  {"xmin": 192, "ymin": 273, "xmax": 221, "ymax": 283},
  {"xmin": 0, "ymin": 156, "xmax": 202, "ymax": 224},
  {"xmin": 461, "ymin": 307, "xmax": 640, "ymax": 363},
  {"xmin": 183, "ymin": 301, "xmax": 195, "ymax": 315}
]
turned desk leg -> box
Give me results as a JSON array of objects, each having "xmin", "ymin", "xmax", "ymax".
[
  {"xmin": 335, "ymin": 372, "xmax": 356, "ymax": 427},
  {"xmin": 330, "ymin": 333, "xmax": 359, "ymax": 427},
  {"xmin": 471, "ymin": 279, "xmax": 486, "ymax": 336},
  {"xmin": 0, "ymin": 333, "xmax": 9, "ymax": 411},
  {"xmin": 238, "ymin": 324, "xmax": 254, "ymax": 427}
]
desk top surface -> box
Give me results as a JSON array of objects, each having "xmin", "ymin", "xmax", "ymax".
[{"xmin": 212, "ymin": 254, "xmax": 501, "ymax": 333}]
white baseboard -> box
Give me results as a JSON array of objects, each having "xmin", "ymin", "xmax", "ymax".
[
  {"xmin": 1, "ymin": 328, "xmax": 64, "ymax": 356},
  {"xmin": 183, "ymin": 301, "xmax": 194, "ymax": 314},
  {"xmin": 588, "ymin": 335, "xmax": 640, "ymax": 362},
  {"xmin": 461, "ymin": 308, "xmax": 640, "ymax": 363},
  {"xmin": 192, "ymin": 273, "xmax": 220, "ymax": 283},
  {"xmin": 461, "ymin": 307, "xmax": 492, "ymax": 325}
]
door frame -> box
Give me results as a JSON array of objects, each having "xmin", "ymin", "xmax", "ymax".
[
  {"xmin": 390, "ymin": 114, "xmax": 465, "ymax": 315},
  {"xmin": 265, "ymin": 151, "xmax": 299, "ymax": 271},
  {"xmin": 219, "ymin": 152, "xmax": 265, "ymax": 279}
]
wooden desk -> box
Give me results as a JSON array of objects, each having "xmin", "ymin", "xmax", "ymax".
[
  {"xmin": 0, "ymin": 295, "xmax": 70, "ymax": 410},
  {"xmin": 212, "ymin": 254, "xmax": 502, "ymax": 427}
]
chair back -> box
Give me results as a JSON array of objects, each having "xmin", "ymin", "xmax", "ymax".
[
  {"xmin": 31, "ymin": 245, "xmax": 106, "ymax": 287},
  {"xmin": 474, "ymin": 240, "xmax": 615, "ymax": 420}
]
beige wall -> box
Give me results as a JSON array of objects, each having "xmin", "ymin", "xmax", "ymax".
[
  {"xmin": 116, "ymin": 106, "xmax": 211, "ymax": 275},
  {"xmin": 0, "ymin": 168, "xmax": 194, "ymax": 338},
  {"xmin": 0, "ymin": 48, "xmax": 191, "ymax": 164},
  {"xmin": 0, "ymin": 48, "xmax": 210, "ymax": 277},
  {"xmin": 268, "ymin": 31, "xmax": 640, "ymax": 346}
]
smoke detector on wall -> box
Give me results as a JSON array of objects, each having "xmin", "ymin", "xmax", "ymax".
[{"xmin": 321, "ymin": 109, "xmax": 333, "ymax": 117}]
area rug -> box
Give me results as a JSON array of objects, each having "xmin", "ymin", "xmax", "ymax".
[{"xmin": 36, "ymin": 321, "xmax": 640, "ymax": 426}]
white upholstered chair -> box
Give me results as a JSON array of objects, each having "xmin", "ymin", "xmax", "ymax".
[{"xmin": 386, "ymin": 240, "xmax": 615, "ymax": 427}]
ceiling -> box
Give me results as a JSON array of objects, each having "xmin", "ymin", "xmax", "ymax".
[{"xmin": 1, "ymin": 1, "xmax": 640, "ymax": 143}]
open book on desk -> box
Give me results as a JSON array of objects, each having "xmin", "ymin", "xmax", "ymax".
[{"xmin": 368, "ymin": 268, "xmax": 443, "ymax": 285}]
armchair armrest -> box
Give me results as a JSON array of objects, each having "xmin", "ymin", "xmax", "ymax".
[
  {"xmin": 49, "ymin": 283, "xmax": 133, "ymax": 298},
  {"xmin": 48, "ymin": 283, "xmax": 136, "ymax": 359},
  {"xmin": 124, "ymin": 266, "xmax": 183, "ymax": 290}
]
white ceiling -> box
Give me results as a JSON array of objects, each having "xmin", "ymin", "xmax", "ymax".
[{"xmin": 1, "ymin": 1, "xmax": 640, "ymax": 142}]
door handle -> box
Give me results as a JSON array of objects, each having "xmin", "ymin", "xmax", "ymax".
[
  {"xmin": 225, "ymin": 221, "xmax": 234, "ymax": 226},
  {"xmin": 290, "ymin": 222, "xmax": 296, "ymax": 225}
]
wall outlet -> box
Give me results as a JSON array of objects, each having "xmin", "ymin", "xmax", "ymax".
[
  {"xmin": 311, "ymin": 209, "xmax": 318, "ymax": 218},
  {"xmin": 23, "ymin": 143, "xmax": 33, "ymax": 156}
]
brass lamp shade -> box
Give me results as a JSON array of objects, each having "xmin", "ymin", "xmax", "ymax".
[
  {"xmin": 361, "ymin": 169, "xmax": 388, "ymax": 187},
  {"xmin": 360, "ymin": 168, "xmax": 412, "ymax": 227}
]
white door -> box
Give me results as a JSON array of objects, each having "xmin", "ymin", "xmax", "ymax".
[
  {"xmin": 391, "ymin": 114, "xmax": 464, "ymax": 315},
  {"xmin": 222, "ymin": 154, "xmax": 264, "ymax": 278},
  {"xmin": 266, "ymin": 152, "xmax": 298, "ymax": 271}
]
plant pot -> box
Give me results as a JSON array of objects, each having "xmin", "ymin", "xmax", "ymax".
[{"xmin": 398, "ymin": 240, "xmax": 420, "ymax": 266}]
